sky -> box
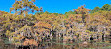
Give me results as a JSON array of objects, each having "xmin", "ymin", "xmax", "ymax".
[{"xmin": 0, "ymin": 0, "xmax": 111, "ymax": 14}]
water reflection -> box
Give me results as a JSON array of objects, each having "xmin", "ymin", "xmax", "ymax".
[{"xmin": 0, "ymin": 38, "xmax": 111, "ymax": 49}]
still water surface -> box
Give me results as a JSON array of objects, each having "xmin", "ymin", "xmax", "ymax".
[{"xmin": 0, "ymin": 38, "xmax": 111, "ymax": 49}]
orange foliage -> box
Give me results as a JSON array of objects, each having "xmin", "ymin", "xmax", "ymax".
[
  {"xmin": 23, "ymin": 39, "xmax": 38, "ymax": 46},
  {"xmin": 34, "ymin": 28, "xmax": 50, "ymax": 33},
  {"xmin": 34, "ymin": 21, "xmax": 52, "ymax": 29}
]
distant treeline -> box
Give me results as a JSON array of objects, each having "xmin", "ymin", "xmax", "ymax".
[{"xmin": 65, "ymin": 4, "xmax": 111, "ymax": 14}]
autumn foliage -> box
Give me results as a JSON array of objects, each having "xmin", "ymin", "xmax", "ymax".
[{"xmin": 0, "ymin": 0, "xmax": 111, "ymax": 46}]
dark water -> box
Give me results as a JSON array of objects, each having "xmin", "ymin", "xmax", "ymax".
[{"xmin": 0, "ymin": 38, "xmax": 111, "ymax": 49}]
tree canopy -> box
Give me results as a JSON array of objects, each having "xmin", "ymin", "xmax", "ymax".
[{"xmin": 0, "ymin": 0, "xmax": 111, "ymax": 46}]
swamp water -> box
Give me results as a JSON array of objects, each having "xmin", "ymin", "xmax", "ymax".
[{"xmin": 0, "ymin": 37, "xmax": 111, "ymax": 49}]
